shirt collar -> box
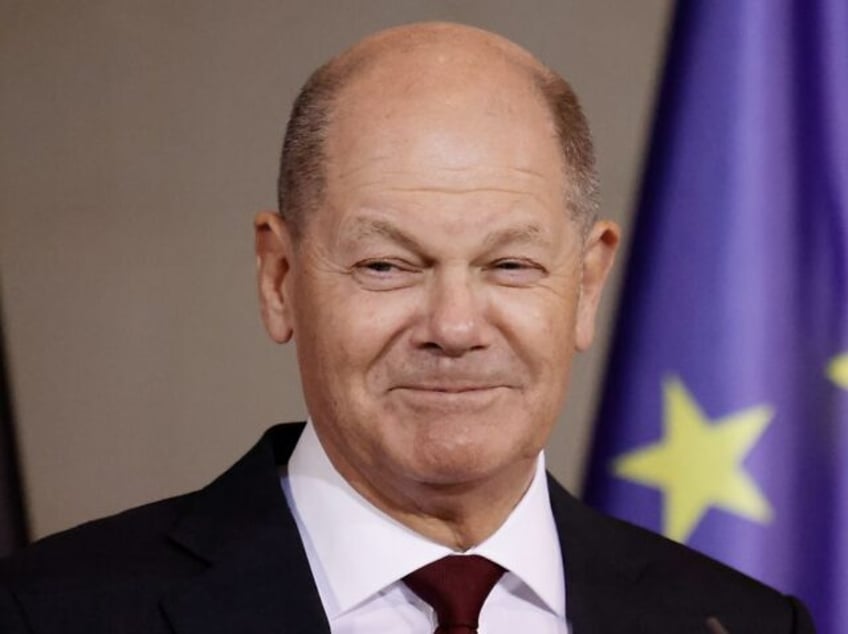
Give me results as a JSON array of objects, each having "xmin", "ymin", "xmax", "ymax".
[{"xmin": 285, "ymin": 420, "xmax": 565, "ymax": 619}]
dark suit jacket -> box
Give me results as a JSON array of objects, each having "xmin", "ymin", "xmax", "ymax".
[{"xmin": 0, "ymin": 423, "xmax": 815, "ymax": 633}]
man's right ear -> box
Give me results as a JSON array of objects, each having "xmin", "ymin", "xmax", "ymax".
[{"xmin": 254, "ymin": 211, "xmax": 295, "ymax": 343}]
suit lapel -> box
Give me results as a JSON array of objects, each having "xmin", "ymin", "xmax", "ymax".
[
  {"xmin": 161, "ymin": 423, "xmax": 330, "ymax": 634},
  {"xmin": 548, "ymin": 476, "xmax": 651, "ymax": 634}
]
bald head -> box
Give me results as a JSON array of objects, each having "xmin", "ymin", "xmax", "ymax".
[{"xmin": 277, "ymin": 22, "xmax": 598, "ymax": 238}]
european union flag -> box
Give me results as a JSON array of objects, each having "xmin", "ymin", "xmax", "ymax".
[{"xmin": 583, "ymin": 2, "xmax": 848, "ymax": 633}]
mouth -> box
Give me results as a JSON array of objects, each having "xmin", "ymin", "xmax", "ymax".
[
  {"xmin": 389, "ymin": 384, "xmax": 510, "ymax": 409},
  {"xmin": 391, "ymin": 384, "xmax": 506, "ymax": 393}
]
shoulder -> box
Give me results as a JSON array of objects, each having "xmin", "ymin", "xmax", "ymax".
[
  {"xmin": 0, "ymin": 421, "xmax": 305, "ymax": 589},
  {"xmin": 547, "ymin": 479, "xmax": 816, "ymax": 632},
  {"xmin": 0, "ymin": 423, "xmax": 306, "ymax": 631},
  {"xmin": 0, "ymin": 493, "xmax": 205, "ymax": 633},
  {"xmin": 0, "ymin": 491, "xmax": 202, "ymax": 589}
]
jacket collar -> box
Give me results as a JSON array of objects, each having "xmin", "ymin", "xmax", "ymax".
[
  {"xmin": 162, "ymin": 422, "xmax": 330, "ymax": 634},
  {"xmin": 161, "ymin": 422, "xmax": 650, "ymax": 634},
  {"xmin": 550, "ymin": 476, "xmax": 657, "ymax": 633}
]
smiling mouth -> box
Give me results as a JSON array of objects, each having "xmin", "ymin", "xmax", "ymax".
[
  {"xmin": 392, "ymin": 384, "xmax": 506, "ymax": 393},
  {"xmin": 389, "ymin": 385, "xmax": 511, "ymax": 409}
]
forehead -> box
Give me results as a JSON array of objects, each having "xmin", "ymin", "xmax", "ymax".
[{"xmin": 322, "ymin": 47, "xmax": 566, "ymax": 203}]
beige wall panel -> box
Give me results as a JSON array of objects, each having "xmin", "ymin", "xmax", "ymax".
[{"xmin": 0, "ymin": 0, "xmax": 671, "ymax": 539}]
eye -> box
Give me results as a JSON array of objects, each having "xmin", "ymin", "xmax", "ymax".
[
  {"xmin": 494, "ymin": 260, "xmax": 527, "ymax": 270},
  {"xmin": 487, "ymin": 258, "xmax": 546, "ymax": 285},
  {"xmin": 363, "ymin": 260, "xmax": 399, "ymax": 273},
  {"xmin": 353, "ymin": 258, "xmax": 421, "ymax": 290}
]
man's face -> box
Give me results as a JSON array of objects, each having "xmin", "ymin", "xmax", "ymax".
[{"xmin": 258, "ymin": 56, "xmax": 617, "ymax": 499}]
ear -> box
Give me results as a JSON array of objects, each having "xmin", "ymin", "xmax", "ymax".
[
  {"xmin": 254, "ymin": 211, "xmax": 296, "ymax": 343},
  {"xmin": 575, "ymin": 220, "xmax": 620, "ymax": 351}
]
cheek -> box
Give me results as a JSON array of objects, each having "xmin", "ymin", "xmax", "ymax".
[
  {"xmin": 295, "ymin": 283, "xmax": 420, "ymax": 381},
  {"xmin": 487, "ymin": 288, "xmax": 579, "ymax": 430},
  {"xmin": 490, "ymin": 287, "xmax": 579, "ymax": 365}
]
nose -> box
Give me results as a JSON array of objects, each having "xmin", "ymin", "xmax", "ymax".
[{"xmin": 412, "ymin": 267, "xmax": 491, "ymax": 356}]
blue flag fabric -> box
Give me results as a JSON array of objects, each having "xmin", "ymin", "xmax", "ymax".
[{"xmin": 584, "ymin": 2, "xmax": 848, "ymax": 633}]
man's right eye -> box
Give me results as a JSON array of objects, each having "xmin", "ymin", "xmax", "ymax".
[{"xmin": 352, "ymin": 259, "xmax": 420, "ymax": 290}]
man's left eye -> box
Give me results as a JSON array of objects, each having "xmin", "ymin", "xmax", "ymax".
[
  {"xmin": 364, "ymin": 261, "xmax": 397, "ymax": 273},
  {"xmin": 494, "ymin": 260, "xmax": 528, "ymax": 270},
  {"xmin": 488, "ymin": 259, "xmax": 545, "ymax": 284}
]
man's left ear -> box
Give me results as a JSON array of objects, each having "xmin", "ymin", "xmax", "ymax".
[{"xmin": 575, "ymin": 220, "xmax": 620, "ymax": 351}]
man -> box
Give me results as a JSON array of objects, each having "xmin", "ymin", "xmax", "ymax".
[{"xmin": 0, "ymin": 22, "xmax": 815, "ymax": 633}]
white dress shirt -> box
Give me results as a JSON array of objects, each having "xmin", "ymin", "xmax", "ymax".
[{"xmin": 280, "ymin": 421, "xmax": 569, "ymax": 633}]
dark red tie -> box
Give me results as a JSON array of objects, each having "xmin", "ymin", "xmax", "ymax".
[{"xmin": 403, "ymin": 555, "xmax": 505, "ymax": 633}]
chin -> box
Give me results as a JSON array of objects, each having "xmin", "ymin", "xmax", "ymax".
[{"xmin": 395, "ymin": 438, "xmax": 529, "ymax": 487}]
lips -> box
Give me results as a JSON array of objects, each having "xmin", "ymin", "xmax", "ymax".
[
  {"xmin": 388, "ymin": 384, "xmax": 512, "ymax": 412},
  {"xmin": 392, "ymin": 383, "xmax": 503, "ymax": 393}
]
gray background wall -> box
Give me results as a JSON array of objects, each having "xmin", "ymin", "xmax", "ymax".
[{"xmin": 0, "ymin": 0, "xmax": 672, "ymax": 540}]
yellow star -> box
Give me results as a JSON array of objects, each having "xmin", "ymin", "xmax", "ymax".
[
  {"xmin": 613, "ymin": 377, "xmax": 774, "ymax": 543},
  {"xmin": 827, "ymin": 353, "xmax": 848, "ymax": 389}
]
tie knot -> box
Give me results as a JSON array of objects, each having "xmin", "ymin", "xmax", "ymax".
[{"xmin": 403, "ymin": 555, "xmax": 505, "ymax": 633}]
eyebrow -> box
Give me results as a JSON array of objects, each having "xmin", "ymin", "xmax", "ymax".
[
  {"xmin": 346, "ymin": 217, "xmax": 552, "ymax": 252},
  {"xmin": 347, "ymin": 218, "xmax": 425, "ymax": 252},
  {"xmin": 481, "ymin": 223, "xmax": 551, "ymax": 250}
]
